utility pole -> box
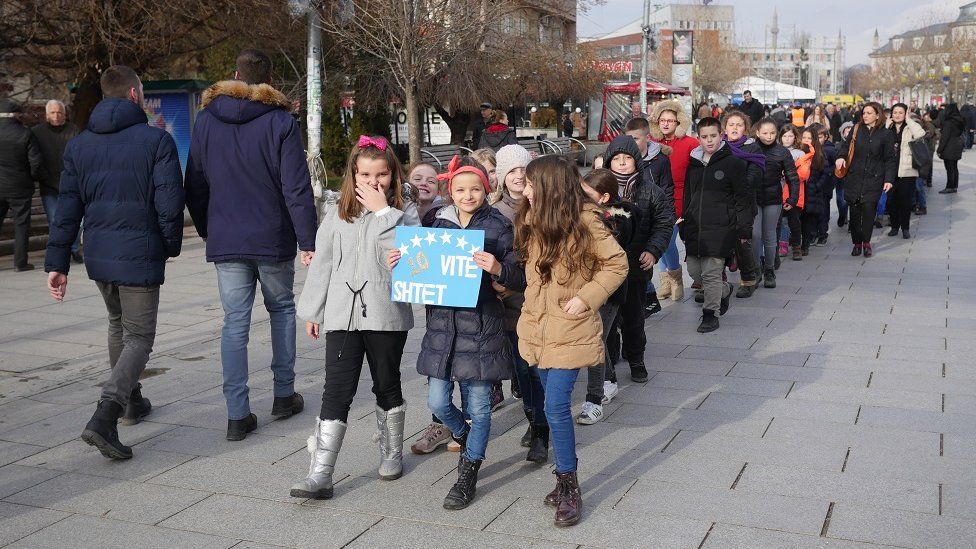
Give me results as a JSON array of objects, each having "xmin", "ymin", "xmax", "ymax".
[
  {"xmin": 639, "ymin": 0, "xmax": 651, "ymax": 115},
  {"xmin": 307, "ymin": 3, "xmax": 322, "ymax": 165}
]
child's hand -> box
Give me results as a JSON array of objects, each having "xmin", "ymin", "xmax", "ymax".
[
  {"xmin": 639, "ymin": 251, "xmax": 656, "ymax": 271},
  {"xmin": 306, "ymin": 321, "xmax": 320, "ymax": 340},
  {"xmin": 473, "ymin": 251, "xmax": 502, "ymax": 276},
  {"xmin": 491, "ymin": 280, "xmax": 507, "ymax": 293},
  {"xmin": 563, "ymin": 296, "xmax": 589, "ymax": 315},
  {"xmin": 356, "ymin": 180, "xmax": 390, "ymax": 213},
  {"xmin": 387, "ymin": 249, "xmax": 401, "ymax": 271}
]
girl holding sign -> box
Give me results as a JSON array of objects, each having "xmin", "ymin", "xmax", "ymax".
[
  {"xmin": 389, "ymin": 156, "xmax": 524, "ymax": 510},
  {"xmin": 290, "ymin": 136, "xmax": 419, "ymax": 500},
  {"xmin": 515, "ymin": 156, "xmax": 628, "ymax": 527}
]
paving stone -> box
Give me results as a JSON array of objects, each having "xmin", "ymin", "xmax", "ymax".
[
  {"xmin": 648, "ymin": 371, "xmax": 793, "ymax": 397},
  {"xmin": 702, "ymin": 523, "xmax": 901, "ymax": 549},
  {"xmin": 826, "ymin": 502, "xmax": 976, "ymax": 548},
  {"xmin": 14, "ymin": 439, "xmax": 195, "ymax": 482},
  {"xmin": 614, "ymin": 479, "xmax": 829, "ymax": 535},
  {"xmin": 700, "ymin": 391, "xmax": 858, "ymax": 424},
  {"xmin": 855, "ymin": 406, "xmax": 976, "ymax": 437},
  {"xmin": 727, "ymin": 362, "xmax": 869, "ymax": 387},
  {"xmin": 763, "ymin": 418, "xmax": 939, "ymax": 461},
  {"xmin": 0, "ymin": 441, "xmax": 45, "ymax": 468},
  {"xmin": 484, "ymin": 497, "xmax": 712, "ymax": 548},
  {"xmin": 5, "ymin": 471, "xmax": 211, "ymax": 525},
  {"xmin": 0, "ymin": 464, "xmax": 64, "ymax": 499},
  {"xmin": 346, "ymin": 517, "xmax": 576, "ymax": 548},
  {"xmin": 662, "ymin": 429, "xmax": 849, "ymax": 472},
  {"xmin": 161, "ymin": 493, "xmax": 379, "ymax": 548},
  {"xmin": 134, "ymin": 425, "xmax": 304, "ymax": 464},
  {"xmin": 942, "ymin": 482, "xmax": 976, "ymax": 520},
  {"xmin": 677, "ymin": 345, "xmax": 810, "ymax": 367},
  {"xmin": 786, "ymin": 382, "xmax": 943, "ymax": 412},
  {"xmin": 0, "ymin": 501, "xmax": 71, "ymax": 547},
  {"xmin": 606, "ymin": 403, "xmax": 771, "ymax": 438},
  {"xmin": 5, "ymin": 513, "xmax": 238, "ymax": 548}
]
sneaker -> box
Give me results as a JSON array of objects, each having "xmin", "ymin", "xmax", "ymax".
[
  {"xmin": 71, "ymin": 251, "xmax": 84, "ymax": 263},
  {"xmin": 14, "ymin": 263, "xmax": 34, "ymax": 272},
  {"xmin": 887, "ymin": 227, "xmax": 899, "ymax": 237},
  {"xmin": 643, "ymin": 295, "xmax": 662, "ymax": 318},
  {"xmin": 490, "ymin": 383, "xmax": 505, "ymax": 411},
  {"xmin": 916, "ymin": 207, "xmax": 928, "ymax": 215},
  {"xmin": 815, "ymin": 237, "xmax": 828, "ymax": 246},
  {"xmin": 410, "ymin": 422, "xmax": 451, "ymax": 454},
  {"xmin": 694, "ymin": 290, "xmax": 704, "ymax": 304},
  {"xmin": 602, "ymin": 381, "xmax": 619, "ymax": 404},
  {"xmin": 778, "ymin": 241, "xmax": 789, "ymax": 257},
  {"xmin": 576, "ymin": 402, "xmax": 604, "ymax": 425}
]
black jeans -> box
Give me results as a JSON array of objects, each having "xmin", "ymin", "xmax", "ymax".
[
  {"xmin": 889, "ymin": 177, "xmax": 916, "ymax": 231},
  {"xmin": 620, "ymin": 273, "xmax": 647, "ymax": 367},
  {"xmin": 800, "ymin": 211, "xmax": 820, "ymax": 250},
  {"xmin": 944, "ymin": 159, "xmax": 959, "ymax": 190},
  {"xmin": 0, "ymin": 197, "xmax": 31, "ymax": 268},
  {"xmin": 849, "ymin": 199, "xmax": 879, "ymax": 244},
  {"xmin": 734, "ymin": 236, "xmax": 758, "ymax": 283},
  {"xmin": 319, "ymin": 330, "xmax": 407, "ymax": 422},
  {"xmin": 95, "ymin": 282, "xmax": 160, "ymax": 407},
  {"xmin": 785, "ymin": 208, "xmax": 802, "ymax": 247}
]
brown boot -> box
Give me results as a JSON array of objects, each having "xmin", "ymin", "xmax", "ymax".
[
  {"xmin": 655, "ymin": 269, "xmax": 673, "ymax": 300},
  {"xmin": 553, "ymin": 471, "xmax": 582, "ymax": 527},
  {"xmin": 669, "ymin": 268, "xmax": 685, "ymax": 301}
]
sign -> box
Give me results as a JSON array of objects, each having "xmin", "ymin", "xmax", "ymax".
[
  {"xmin": 964, "ymin": 62, "xmax": 972, "ymax": 74},
  {"xmin": 143, "ymin": 93, "xmax": 192, "ymax": 171},
  {"xmin": 672, "ymin": 30, "xmax": 693, "ymax": 65},
  {"xmin": 389, "ymin": 107, "xmax": 451, "ymax": 146},
  {"xmin": 391, "ymin": 226, "xmax": 485, "ymax": 308},
  {"xmin": 596, "ymin": 60, "xmax": 634, "ymax": 73}
]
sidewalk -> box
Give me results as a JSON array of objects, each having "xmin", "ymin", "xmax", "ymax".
[{"xmin": 0, "ymin": 156, "xmax": 975, "ymax": 548}]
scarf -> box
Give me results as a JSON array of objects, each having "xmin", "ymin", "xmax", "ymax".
[
  {"xmin": 795, "ymin": 149, "xmax": 815, "ymax": 182},
  {"xmin": 724, "ymin": 135, "xmax": 766, "ymax": 171},
  {"xmin": 611, "ymin": 170, "xmax": 641, "ymax": 202}
]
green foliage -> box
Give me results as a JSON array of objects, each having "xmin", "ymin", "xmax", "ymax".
[
  {"xmin": 348, "ymin": 106, "xmax": 392, "ymax": 141},
  {"xmin": 532, "ymin": 107, "xmax": 558, "ymax": 128},
  {"xmin": 321, "ymin": 92, "xmax": 350, "ymax": 177}
]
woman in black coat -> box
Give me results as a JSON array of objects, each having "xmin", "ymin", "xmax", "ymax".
[
  {"xmin": 937, "ymin": 103, "xmax": 964, "ymax": 194},
  {"xmin": 836, "ymin": 102, "xmax": 897, "ymax": 257}
]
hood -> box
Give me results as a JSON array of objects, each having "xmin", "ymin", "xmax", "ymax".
[
  {"xmin": 87, "ymin": 98, "xmax": 149, "ymax": 134},
  {"xmin": 486, "ymin": 122, "xmax": 510, "ymax": 133},
  {"xmin": 690, "ymin": 141, "xmax": 728, "ymax": 164},
  {"xmin": 201, "ymin": 80, "xmax": 292, "ymax": 124},
  {"xmin": 606, "ymin": 202, "xmax": 637, "ymax": 219},
  {"xmin": 649, "ymin": 99, "xmax": 693, "ymax": 140},
  {"xmin": 605, "ymin": 134, "xmax": 641, "ymax": 164},
  {"xmin": 643, "ymin": 139, "xmax": 663, "ymax": 162},
  {"xmin": 483, "ymin": 127, "xmax": 514, "ymax": 147}
]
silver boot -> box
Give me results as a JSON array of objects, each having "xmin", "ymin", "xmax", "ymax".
[
  {"xmin": 374, "ymin": 403, "xmax": 406, "ymax": 480},
  {"xmin": 289, "ymin": 418, "xmax": 346, "ymax": 499}
]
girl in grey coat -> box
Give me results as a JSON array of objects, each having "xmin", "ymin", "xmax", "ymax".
[{"xmin": 290, "ymin": 136, "xmax": 420, "ymax": 500}]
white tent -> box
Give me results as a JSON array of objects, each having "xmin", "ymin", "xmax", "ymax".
[{"xmin": 732, "ymin": 76, "xmax": 817, "ymax": 105}]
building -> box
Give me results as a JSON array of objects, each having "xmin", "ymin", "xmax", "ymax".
[
  {"xmin": 582, "ymin": 2, "xmax": 735, "ymax": 79},
  {"xmin": 868, "ymin": 1, "xmax": 976, "ymax": 105},
  {"xmin": 498, "ymin": 0, "xmax": 577, "ymax": 47},
  {"xmin": 736, "ymin": 8, "xmax": 845, "ymax": 97}
]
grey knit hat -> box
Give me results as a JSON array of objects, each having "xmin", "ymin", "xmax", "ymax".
[{"xmin": 495, "ymin": 144, "xmax": 532, "ymax": 187}]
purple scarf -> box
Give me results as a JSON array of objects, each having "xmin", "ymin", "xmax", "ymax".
[{"xmin": 724, "ymin": 135, "xmax": 766, "ymax": 171}]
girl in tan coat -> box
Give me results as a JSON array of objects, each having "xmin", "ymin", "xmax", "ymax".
[{"xmin": 515, "ymin": 156, "xmax": 628, "ymax": 527}]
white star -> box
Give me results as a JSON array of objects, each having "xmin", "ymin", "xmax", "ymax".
[
  {"xmin": 410, "ymin": 234, "xmax": 423, "ymax": 248},
  {"xmin": 425, "ymin": 231, "xmax": 437, "ymax": 245},
  {"xmin": 440, "ymin": 231, "xmax": 452, "ymax": 244},
  {"xmin": 469, "ymin": 245, "xmax": 480, "ymax": 254},
  {"xmin": 455, "ymin": 235, "xmax": 468, "ymax": 249},
  {"xmin": 398, "ymin": 243, "xmax": 409, "ymax": 256}
]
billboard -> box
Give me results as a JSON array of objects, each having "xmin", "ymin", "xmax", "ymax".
[
  {"xmin": 672, "ymin": 31, "xmax": 693, "ymax": 65},
  {"xmin": 143, "ymin": 92, "xmax": 193, "ymax": 171}
]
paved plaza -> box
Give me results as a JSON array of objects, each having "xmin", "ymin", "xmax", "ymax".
[{"xmin": 1, "ymin": 159, "xmax": 976, "ymax": 548}]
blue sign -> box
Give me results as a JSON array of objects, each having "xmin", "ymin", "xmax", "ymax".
[
  {"xmin": 391, "ymin": 226, "xmax": 485, "ymax": 308},
  {"xmin": 143, "ymin": 92, "xmax": 192, "ymax": 172}
]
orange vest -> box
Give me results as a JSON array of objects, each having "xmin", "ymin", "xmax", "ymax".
[{"xmin": 791, "ymin": 108, "xmax": 805, "ymax": 127}]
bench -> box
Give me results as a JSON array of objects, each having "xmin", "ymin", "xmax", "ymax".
[
  {"xmin": 516, "ymin": 138, "xmax": 553, "ymax": 158},
  {"xmin": 541, "ymin": 136, "xmax": 588, "ymax": 166},
  {"xmin": 419, "ymin": 144, "xmax": 474, "ymax": 171}
]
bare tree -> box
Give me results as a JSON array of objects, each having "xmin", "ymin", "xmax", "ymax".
[{"xmin": 654, "ymin": 30, "xmax": 744, "ymax": 103}]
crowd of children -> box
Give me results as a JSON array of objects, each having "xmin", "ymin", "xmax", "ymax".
[{"xmin": 286, "ymin": 97, "xmax": 884, "ymax": 526}]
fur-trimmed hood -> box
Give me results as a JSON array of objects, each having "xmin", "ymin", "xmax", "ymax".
[
  {"xmin": 200, "ymin": 80, "xmax": 293, "ymax": 124},
  {"xmin": 649, "ymin": 100, "xmax": 693, "ymax": 140}
]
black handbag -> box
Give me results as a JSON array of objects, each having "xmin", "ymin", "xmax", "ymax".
[{"xmin": 910, "ymin": 137, "xmax": 931, "ymax": 171}]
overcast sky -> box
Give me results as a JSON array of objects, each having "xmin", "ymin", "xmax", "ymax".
[{"xmin": 578, "ymin": 0, "xmax": 972, "ymax": 65}]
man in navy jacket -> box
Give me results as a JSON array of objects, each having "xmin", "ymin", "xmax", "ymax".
[
  {"xmin": 45, "ymin": 65, "xmax": 185, "ymax": 460},
  {"xmin": 184, "ymin": 49, "xmax": 317, "ymax": 441}
]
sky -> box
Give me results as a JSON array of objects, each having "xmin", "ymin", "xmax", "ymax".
[{"xmin": 578, "ymin": 0, "xmax": 972, "ymax": 66}]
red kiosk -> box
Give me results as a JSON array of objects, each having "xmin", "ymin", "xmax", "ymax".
[{"xmin": 598, "ymin": 81, "xmax": 688, "ymax": 142}]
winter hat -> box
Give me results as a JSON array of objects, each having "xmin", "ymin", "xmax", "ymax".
[
  {"xmin": 839, "ymin": 121, "xmax": 853, "ymax": 135},
  {"xmin": 604, "ymin": 134, "xmax": 641, "ymax": 167},
  {"xmin": 495, "ymin": 144, "xmax": 532, "ymax": 186}
]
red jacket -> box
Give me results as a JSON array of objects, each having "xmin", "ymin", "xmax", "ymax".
[{"xmin": 651, "ymin": 134, "xmax": 699, "ymax": 217}]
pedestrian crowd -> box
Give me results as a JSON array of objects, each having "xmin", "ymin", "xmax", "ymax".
[{"xmin": 0, "ymin": 47, "xmax": 962, "ymax": 529}]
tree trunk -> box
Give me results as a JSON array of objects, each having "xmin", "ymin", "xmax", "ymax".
[
  {"xmin": 404, "ymin": 85, "xmax": 423, "ymax": 164},
  {"xmin": 72, "ymin": 77, "xmax": 103, "ymax": 130},
  {"xmin": 433, "ymin": 105, "xmax": 471, "ymax": 145}
]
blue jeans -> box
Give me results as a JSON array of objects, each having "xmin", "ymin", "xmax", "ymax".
[
  {"xmin": 428, "ymin": 377, "xmax": 492, "ymax": 461},
  {"xmin": 215, "ymin": 260, "xmax": 297, "ymax": 420},
  {"xmin": 538, "ymin": 368, "xmax": 580, "ymax": 473},
  {"xmin": 659, "ymin": 225, "xmax": 681, "ymax": 271},
  {"xmin": 508, "ymin": 331, "xmax": 546, "ymax": 425},
  {"xmin": 41, "ymin": 194, "xmax": 81, "ymax": 253},
  {"xmin": 835, "ymin": 183, "xmax": 848, "ymax": 220},
  {"xmin": 915, "ymin": 177, "xmax": 927, "ymax": 209}
]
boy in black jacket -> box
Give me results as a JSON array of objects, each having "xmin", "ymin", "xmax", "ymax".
[
  {"xmin": 603, "ymin": 134, "xmax": 675, "ymax": 382},
  {"xmin": 680, "ymin": 118, "xmax": 752, "ymax": 333}
]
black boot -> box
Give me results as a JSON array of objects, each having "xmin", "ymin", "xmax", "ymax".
[
  {"xmin": 226, "ymin": 413, "xmax": 257, "ymax": 441},
  {"xmin": 526, "ymin": 424, "xmax": 549, "ymax": 464},
  {"xmin": 698, "ymin": 309, "xmax": 720, "ymax": 333},
  {"xmin": 629, "ymin": 363, "xmax": 649, "ymax": 383},
  {"xmin": 720, "ymin": 283, "xmax": 733, "ymax": 315},
  {"xmin": 121, "ymin": 383, "xmax": 152, "ymax": 426},
  {"xmin": 887, "ymin": 227, "xmax": 899, "ymax": 237},
  {"xmin": 763, "ymin": 268, "xmax": 776, "ymax": 289},
  {"xmin": 443, "ymin": 457, "xmax": 482, "ymax": 510},
  {"xmin": 81, "ymin": 400, "xmax": 132, "ymax": 459},
  {"xmin": 521, "ymin": 409, "xmax": 534, "ymax": 448},
  {"xmin": 271, "ymin": 392, "xmax": 305, "ymax": 418},
  {"xmin": 735, "ymin": 283, "xmax": 756, "ymax": 298}
]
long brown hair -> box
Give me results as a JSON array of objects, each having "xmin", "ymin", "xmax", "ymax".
[
  {"xmin": 862, "ymin": 101, "xmax": 886, "ymax": 129},
  {"xmin": 515, "ymin": 156, "xmax": 600, "ymax": 285},
  {"xmin": 338, "ymin": 138, "xmax": 407, "ymax": 223},
  {"xmin": 801, "ymin": 124, "xmax": 825, "ymax": 169}
]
